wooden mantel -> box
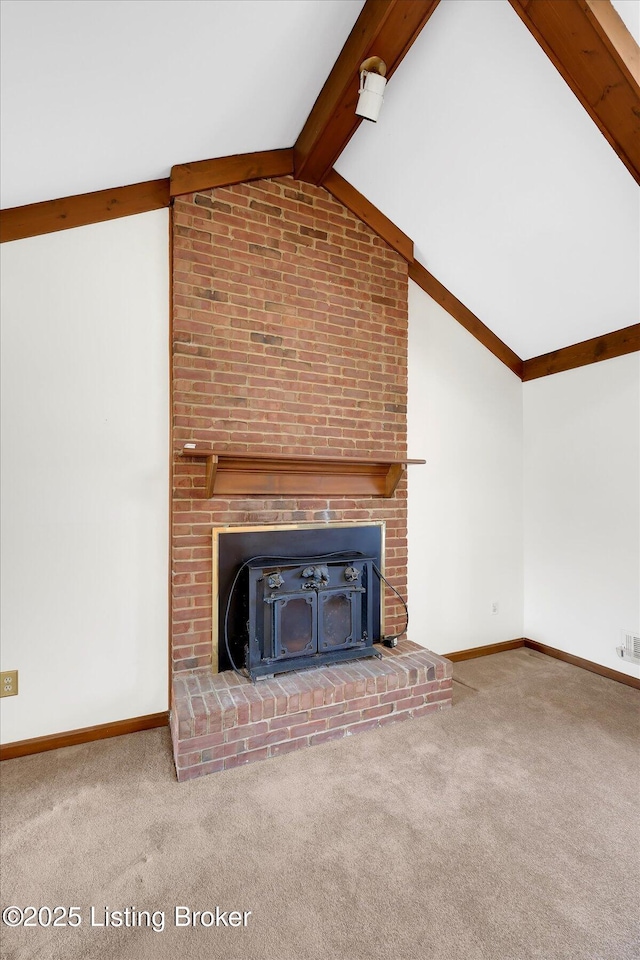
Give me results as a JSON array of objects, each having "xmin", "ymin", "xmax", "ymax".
[{"xmin": 179, "ymin": 447, "xmax": 425, "ymax": 499}]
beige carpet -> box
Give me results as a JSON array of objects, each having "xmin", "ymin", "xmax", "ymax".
[{"xmin": 1, "ymin": 649, "xmax": 639, "ymax": 960}]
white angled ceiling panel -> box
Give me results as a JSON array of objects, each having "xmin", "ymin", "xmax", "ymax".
[
  {"xmin": 0, "ymin": 0, "xmax": 364, "ymax": 208},
  {"xmin": 336, "ymin": 0, "xmax": 639, "ymax": 359}
]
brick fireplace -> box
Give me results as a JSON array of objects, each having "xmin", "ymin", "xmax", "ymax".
[{"xmin": 169, "ymin": 174, "xmax": 452, "ymax": 779}]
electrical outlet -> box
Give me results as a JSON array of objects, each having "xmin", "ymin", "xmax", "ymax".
[
  {"xmin": 1, "ymin": 671, "xmax": 18, "ymax": 698},
  {"xmin": 491, "ymin": 601, "xmax": 499, "ymax": 616}
]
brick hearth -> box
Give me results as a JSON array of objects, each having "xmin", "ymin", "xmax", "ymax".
[{"xmin": 171, "ymin": 641, "xmax": 452, "ymax": 781}]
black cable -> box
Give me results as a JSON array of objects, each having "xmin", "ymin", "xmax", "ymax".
[{"xmin": 372, "ymin": 563, "xmax": 409, "ymax": 646}]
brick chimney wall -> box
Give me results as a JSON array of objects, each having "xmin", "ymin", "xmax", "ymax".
[{"xmin": 171, "ymin": 175, "xmax": 409, "ymax": 673}]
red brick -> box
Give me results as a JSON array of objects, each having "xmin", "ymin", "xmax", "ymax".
[
  {"xmin": 361, "ymin": 703, "xmax": 394, "ymax": 722},
  {"xmin": 176, "ymin": 731, "xmax": 224, "ymax": 754},
  {"xmin": 202, "ymin": 740, "xmax": 244, "ymax": 762},
  {"xmin": 344, "ymin": 694, "xmax": 381, "ymax": 713},
  {"xmin": 269, "ymin": 710, "xmax": 309, "ymax": 731},
  {"xmin": 225, "ymin": 721, "xmax": 268, "ymax": 743},
  {"xmin": 175, "ymin": 751, "xmax": 202, "ymax": 769},
  {"xmin": 308, "ymin": 702, "xmax": 348, "ymax": 722},
  {"xmin": 227, "ymin": 688, "xmax": 251, "ymax": 725},
  {"xmin": 377, "ymin": 711, "xmax": 412, "ymax": 728},
  {"xmin": 247, "ymin": 728, "xmax": 290, "ymax": 751},
  {"xmin": 426, "ymin": 689, "xmax": 453, "ymax": 704},
  {"xmin": 269, "ymin": 738, "xmax": 307, "ymax": 758},
  {"xmin": 176, "ymin": 758, "xmax": 225, "ymax": 781},
  {"xmin": 392, "ymin": 695, "xmax": 425, "ymax": 712},
  {"xmin": 412, "ymin": 681, "xmax": 441, "ymax": 697},
  {"xmin": 224, "ymin": 747, "xmax": 270, "ymax": 770},
  {"xmin": 379, "ymin": 688, "xmax": 410, "ymax": 706},
  {"xmin": 412, "ymin": 703, "xmax": 447, "ymax": 719},
  {"xmin": 372, "ymin": 670, "xmax": 390, "ymax": 693},
  {"xmin": 327, "ymin": 710, "xmax": 362, "ymax": 730},
  {"xmin": 344, "ymin": 717, "xmax": 383, "ymax": 736},
  {"xmin": 310, "ymin": 728, "xmax": 347, "ymax": 746},
  {"xmin": 290, "ymin": 718, "xmax": 327, "ymax": 739},
  {"xmin": 177, "ymin": 719, "xmax": 192, "ymax": 739}
]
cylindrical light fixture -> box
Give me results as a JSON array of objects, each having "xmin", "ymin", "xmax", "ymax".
[{"xmin": 355, "ymin": 56, "xmax": 387, "ymax": 123}]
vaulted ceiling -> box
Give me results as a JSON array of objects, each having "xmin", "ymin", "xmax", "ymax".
[{"xmin": 1, "ymin": 0, "xmax": 638, "ymax": 362}]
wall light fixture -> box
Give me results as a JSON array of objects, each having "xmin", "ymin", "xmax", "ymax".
[{"xmin": 355, "ymin": 56, "xmax": 387, "ymax": 123}]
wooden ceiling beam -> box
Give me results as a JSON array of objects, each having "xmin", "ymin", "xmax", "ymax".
[
  {"xmin": 0, "ymin": 179, "xmax": 170, "ymax": 244},
  {"xmin": 323, "ymin": 169, "xmax": 414, "ymax": 262},
  {"xmin": 508, "ymin": 0, "xmax": 640, "ymax": 184},
  {"xmin": 294, "ymin": 0, "xmax": 441, "ymax": 185},
  {"xmin": 170, "ymin": 148, "xmax": 293, "ymax": 198},
  {"xmin": 522, "ymin": 323, "xmax": 640, "ymax": 380},
  {"xmin": 409, "ymin": 261, "xmax": 525, "ymax": 378}
]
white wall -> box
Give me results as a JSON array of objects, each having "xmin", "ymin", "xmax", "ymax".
[
  {"xmin": 0, "ymin": 210, "xmax": 170, "ymax": 743},
  {"xmin": 407, "ymin": 281, "xmax": 524, "ymax": 655},
  {"xmin": 524, "ymin": 355, "xmax": 640, "ymax": 678},
  {"xmin": 408, "ymin": 282, "xmax": 639, "ymax": 674},
  {"xmin": 1, "ymin": 217, "xmax": 636, "ymax": 746}
]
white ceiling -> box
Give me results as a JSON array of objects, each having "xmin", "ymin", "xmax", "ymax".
[
  {"xmin": 1, "ymin": 0, "xmax": 638, "ymax": 361},
  {"xmin": 0, "ymin": 0, "xmax": 364, "ymax": 207},
  {"xmin": 337, "ymin": 0, "xmax": 640, "ymax": 359}
]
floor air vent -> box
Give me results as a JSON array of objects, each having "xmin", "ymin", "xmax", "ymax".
[{"xmin": 617, "ymin": 631, "xmax": 640, "ymax": 664}]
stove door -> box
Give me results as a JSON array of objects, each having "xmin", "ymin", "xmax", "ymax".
[
  {"xmin": 269, "ymin": 592, "xmax": 318, "ymax": 660},
  {"xmin": 318, "ymin": 587, "xmax": 363, "ymax": 652}
]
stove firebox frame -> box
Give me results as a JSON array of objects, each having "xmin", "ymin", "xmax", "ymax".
[{"xmin": 212, "ymin": 522, "xmax": 385, "ymax": 675}]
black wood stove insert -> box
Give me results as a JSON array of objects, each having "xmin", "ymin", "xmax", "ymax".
[
  {"xmin": 242, "ymin": 554, "xmax": 377, "ymax": 680},
  {"xmin": 215, "ymin": 524, "xmax": 384, "ymax": 679}
]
